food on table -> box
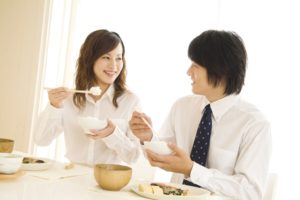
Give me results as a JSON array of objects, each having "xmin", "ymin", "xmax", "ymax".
[
  {"xmin": 138, "ymin": 183, "xmax": 190, "ymax": 196},
  {"xmin": 22, "ymin": 157, "xmax": 45, "ymax": 164},
  {"xmin": 151, "ymin": 185, "xmax": 164, "ymax": 195},
  {"xmin": 139, "ymin": 184, "xmax": 156, "ymax": 194},
  {"xmin": 64, "ymin": 163, "xmax": 74, "ymax": 170}
]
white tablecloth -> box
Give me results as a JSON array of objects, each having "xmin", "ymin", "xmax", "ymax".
[{"xmin": 0, "ymin": 162, "xmax": 146, "ymax": 200}]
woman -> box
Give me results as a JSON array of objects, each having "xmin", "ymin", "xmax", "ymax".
[{"xmin": 35, "ymin": 29, "xmax": 141, "ymax": 165}]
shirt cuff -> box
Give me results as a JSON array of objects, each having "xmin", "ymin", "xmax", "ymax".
[
  {"xmin": 102, "ymin": 126, "xmax": 124, "ymax": 147},
  {"xmin": 190, "ymin": 162, "xmax": 213, "ymax": 187}
]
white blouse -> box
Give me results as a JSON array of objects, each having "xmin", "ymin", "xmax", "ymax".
[
  {"xmin": 156, "ymin": 95, "xmax": 271, "ymax": 200},
  {"xmin": 34, "ymin": 86, "xmax": 141, "ymax": 165}
]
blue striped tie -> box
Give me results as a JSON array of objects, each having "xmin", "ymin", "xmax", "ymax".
[{"xmin": 183, "ymin": 104, "xmax": 212, "ymax": 187}]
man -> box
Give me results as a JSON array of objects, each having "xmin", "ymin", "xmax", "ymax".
[{"xmin": 129, "ymin": 30, "xmax": 271, "ymax": 200}]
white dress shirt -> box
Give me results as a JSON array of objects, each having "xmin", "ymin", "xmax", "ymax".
[
  {"xmin": 34, "ymin": 86, "xmax": 141, "ymax": 165},
  {"xmin": 156, "ymin": 95, "xmax": 271, "ymax": 200}
]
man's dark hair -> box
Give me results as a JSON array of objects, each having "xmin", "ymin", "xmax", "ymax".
[{"xmin": 188, "ymin": 30, "xmax": 247, "ymax": 95}]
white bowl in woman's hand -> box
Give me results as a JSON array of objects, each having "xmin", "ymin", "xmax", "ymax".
[{"xmin": 78, "ymin": 117, "xmax": 107, "ymax": 135}]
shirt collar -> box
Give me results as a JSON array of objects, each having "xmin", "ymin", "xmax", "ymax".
[
  {"xmin": 86, "ymin": 85, "xmax": 114, "ymax": 103},
  {"xmin": 210, "ymin": 95, "xmax": 239, "ymax": 122}
]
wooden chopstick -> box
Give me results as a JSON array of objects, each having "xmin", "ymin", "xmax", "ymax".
[{"xmin": 43, "ymin": 87, "xmax": 92, "ymax": 94}]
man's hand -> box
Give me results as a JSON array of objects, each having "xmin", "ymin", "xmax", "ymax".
[
  {"xmin": 87, "ymin": 119, "xmax": 115, "ymax": 139},
  {"xmin": 129, "ymin": 111, "xmax": 153, "ymax": 142},
  {"xmin": 145, "ymin": 143, "xmax": 193, "ymax": 177}
]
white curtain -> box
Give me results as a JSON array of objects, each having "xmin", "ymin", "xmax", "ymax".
[
  {"xmin": 33, "ymin": 0, "xmax": 76, "ymax": 162},
  {"xmin": 35, "ymin": 0, "xmax": 300, "ymax": 198}
]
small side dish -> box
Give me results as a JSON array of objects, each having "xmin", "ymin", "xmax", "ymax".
[
  {"xmin": 21, "ymin": 157, "xmax": 53, "ymax": 171},
  {"xmin": 22, "ymin": 157, "xmax": 45, "ymax": 164},
  {"xmin": 138, "ymin": 183, "xmax": 191, "ymax": 196}
]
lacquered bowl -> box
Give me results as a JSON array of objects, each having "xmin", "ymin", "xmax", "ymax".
[
  {"xmin": 0, "ymin": 138, "xmax": 14, "ymax": 153},
  {"xmin": 94, "ymin": 164, "xmax": 132, "ymax": 191}
]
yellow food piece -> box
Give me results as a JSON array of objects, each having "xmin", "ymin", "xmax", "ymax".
[
  {"xmin": 138, "ymin": 184, "xmax": 153, "ymax": 194},
  {"xmin": 138, "ymin": 183, "xmax": 190, "ymax": 196},
  {"xmin": 64, "ymin": 163, "xmax": 74, "ymax": 170},
  {"xmin": 151, "ymin": 185, "xmax": 164, "ymax": 195}
]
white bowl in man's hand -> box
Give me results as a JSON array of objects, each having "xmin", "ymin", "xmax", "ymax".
[{"xmin": 143, "ymin": 141, "xmax": 173, "ymax": 155}]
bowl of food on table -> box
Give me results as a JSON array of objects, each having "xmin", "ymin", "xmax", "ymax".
[
  {"xmin": 94, "ymin": 163, "xmax": 132, "ymax": 191},
  {"xmin": 21, "ymin": 157, "xmax": 53, "ymax": 171},
  {"xmin": 132, "ymin": 182, "xmax": 212, "ymax": 199},
  {"xmin": 0, "ymin": 138, "xmax": 14, "ymax": 153},
  {"xmin": 0, "ymin": 153, "xmax": 23, "ymax": 174}
]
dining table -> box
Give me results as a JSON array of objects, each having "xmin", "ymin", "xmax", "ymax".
[
  {"xmin": 0, "ymin": 159, "xmax": 148, "ymax": 200},
  {"xmin": 0, "ymin": 153, "xmax": 232, "ymax": 200}
]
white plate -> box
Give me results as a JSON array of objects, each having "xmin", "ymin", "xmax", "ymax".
[
  {"xmin": 21, "ymin": 158, "xmax": 53, "ymax": 171},
  {"xmin": 131, "ymin": 183, "xmax": 211, "ymax": 200}
]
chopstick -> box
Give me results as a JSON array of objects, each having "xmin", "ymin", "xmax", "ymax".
[
  {"xmin": 43, "ymin": 87, "xmax": 94, "ymax": 94},
  {"xmin": 140, "ymin": 117, "xmax": 157, "ymax": 134},
  {"xmin": 134, "ymin": 107, "xmax": 157, "ymax": 135}
]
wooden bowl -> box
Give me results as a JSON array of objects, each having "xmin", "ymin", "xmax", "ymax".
[
  {"xmin": 0, "ymin": 138, "xmax": 14, "ymax": 153},
  {"xmin": 94, "ymin": 164, "xmax": 132, "ymax": 191}
]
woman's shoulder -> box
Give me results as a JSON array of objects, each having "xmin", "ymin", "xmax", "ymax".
[
  {"xmin": 121, "ymin": 89, "xmax": 139, "ymax": 99},
  {"xmin": 118, "ymin": 89, "xmax": 141, "ymax": 104}
]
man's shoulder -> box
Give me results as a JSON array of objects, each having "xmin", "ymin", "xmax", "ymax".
[
  {"xmin": 173, "ymin": 95, "xmax": 207, "ymax": 108},
  {"xmin": 235, "ymin": 98, "xmax": 269, "ymax": 124}
]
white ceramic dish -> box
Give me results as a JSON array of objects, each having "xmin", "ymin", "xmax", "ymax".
[
  {"xmin": 78, "ymin": 117, "xmax": 107, "ymax": 134},
  {"xmin": 78, "ymin": 117, "xmax": 127, "ymax": 135},
  {"xmin": 131, "ymin": 182, "xmax": 211, "ymax": 200},
  {"xmin": 0, "ymin": 153, "xmax": 23, "ymax": 174},
  {"xmin": 0, "ymin": 170, "xmax": 25, "ymax": 180},
  {"xmin": 21, "ymin": 157, "xmax": 53, "ymax": 171},
  {"xmin": 143, "ymin": 141, "xmax": 173, "ymax": 155}
]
